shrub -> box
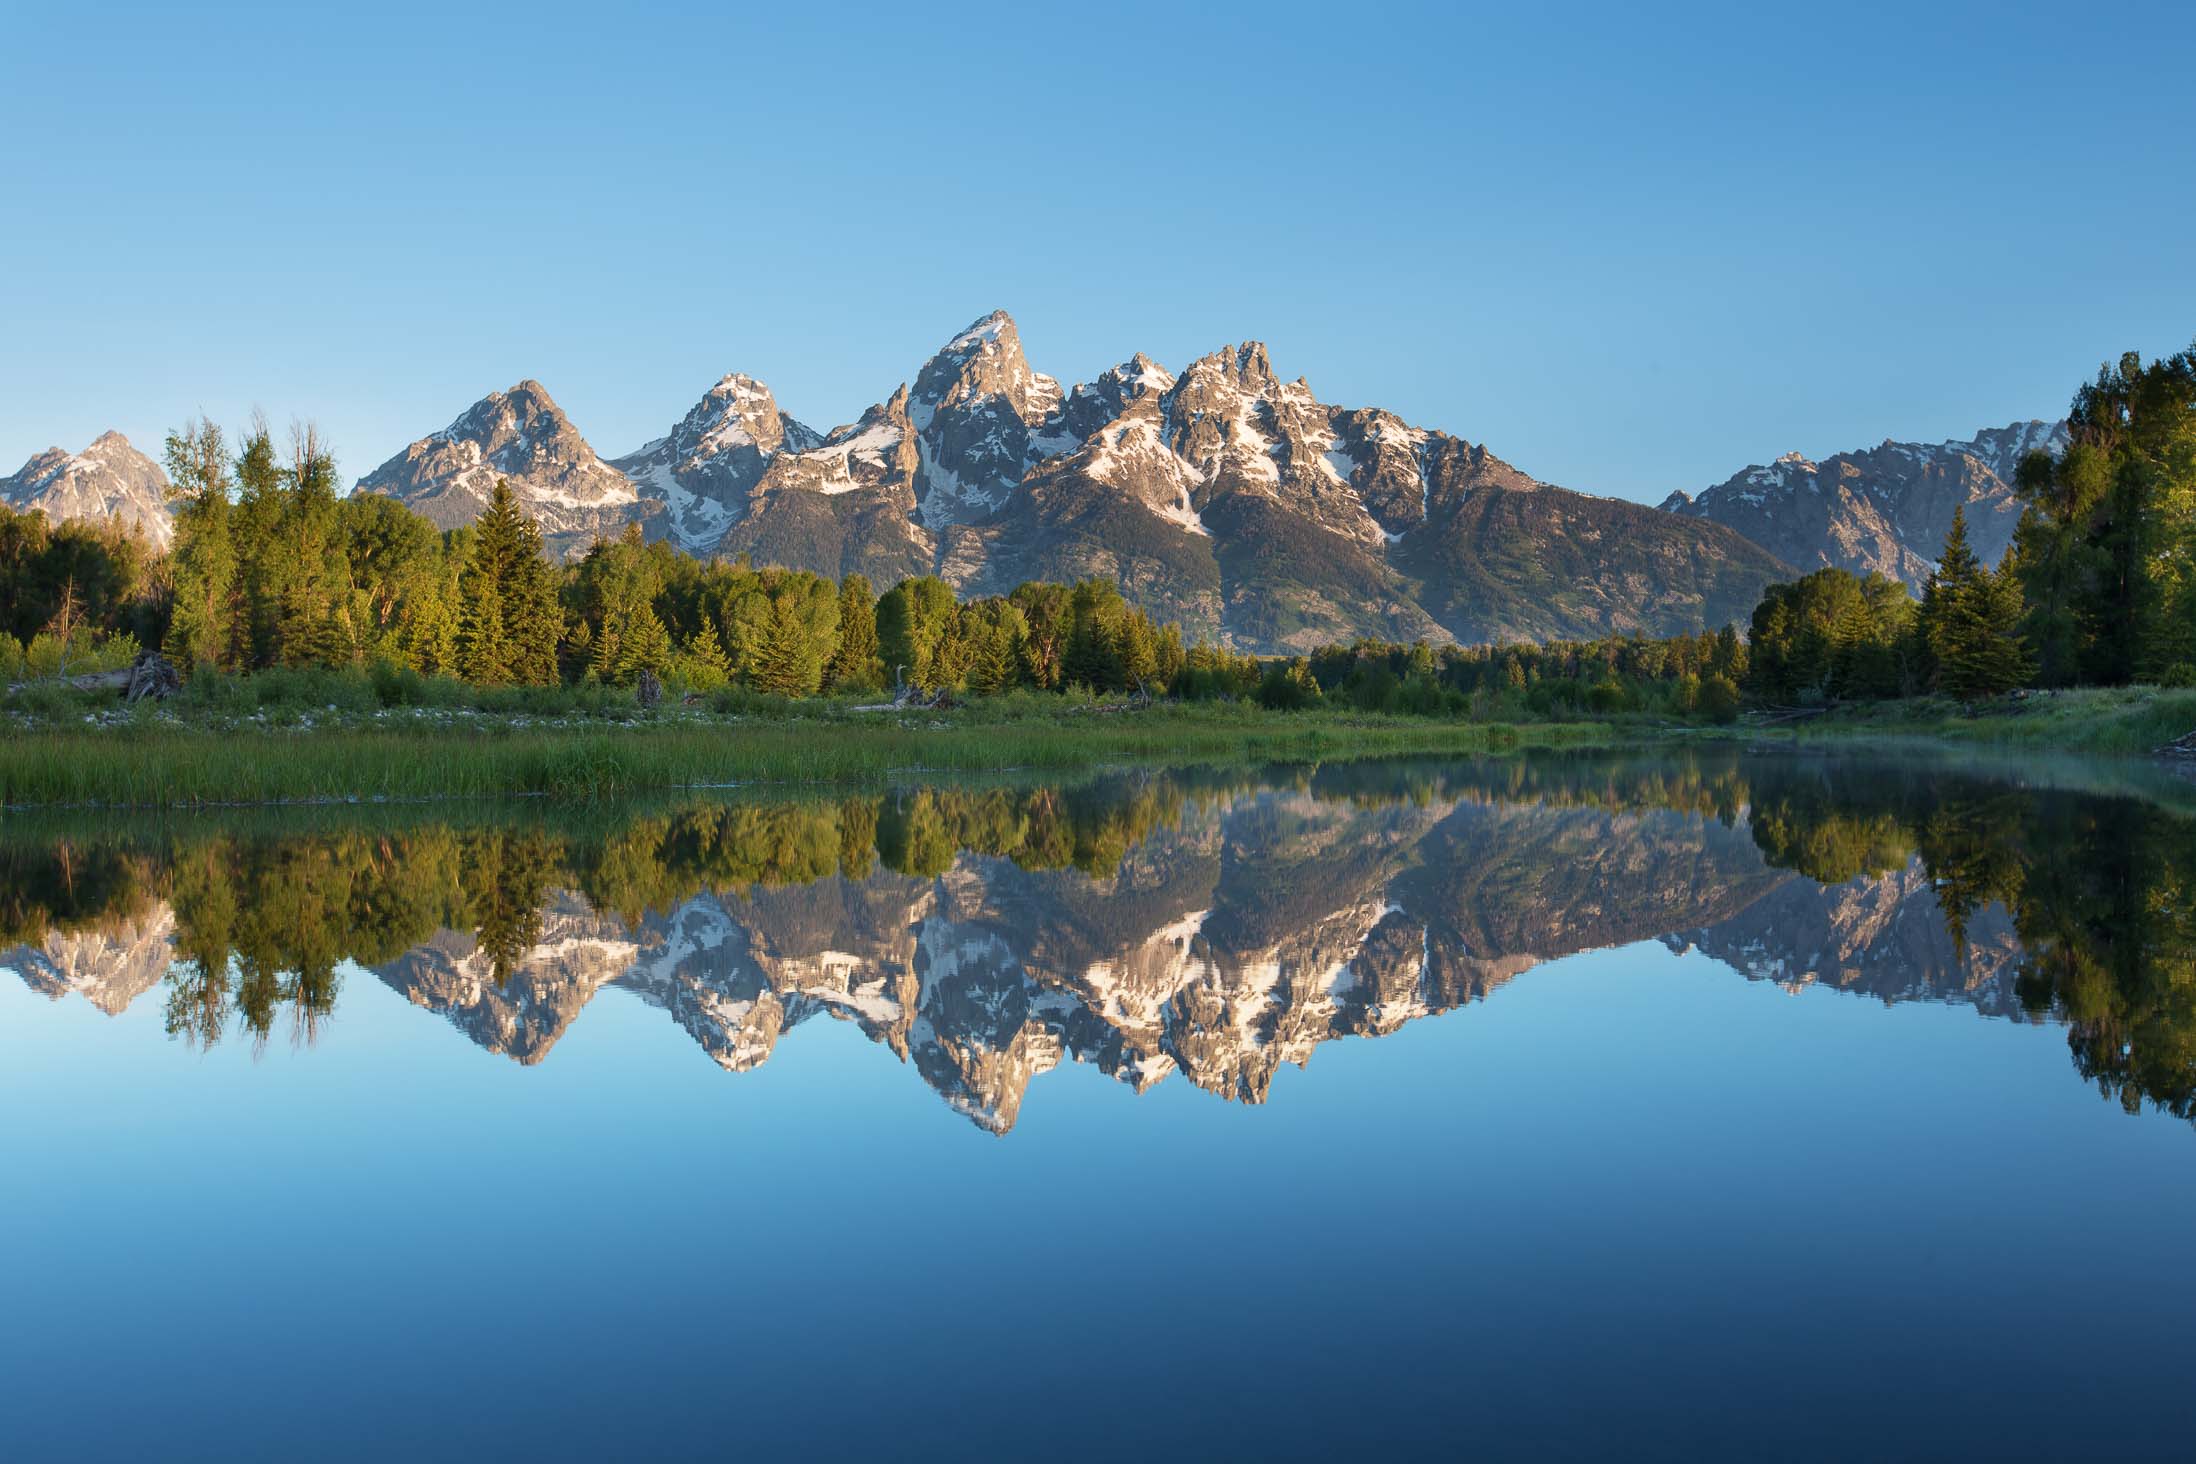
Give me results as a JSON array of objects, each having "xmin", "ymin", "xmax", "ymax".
[
  {"xmin": 1698, "ymin": 673, "xmax": 1743, "ymax": 724},
  {"xmin": 1254, "ymin": 659, "xmax": 1323, "ymax": 711},
  {"xmin": 1585, "ymin": 678, "xmax": 1629, "ymax": 715}
]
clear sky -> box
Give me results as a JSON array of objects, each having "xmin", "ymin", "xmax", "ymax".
[{"xmin": 4, "ymin": 0, "xmax": 2191, "ymax": 503}]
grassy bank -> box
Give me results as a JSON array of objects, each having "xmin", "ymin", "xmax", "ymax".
[
  {"xmin": 1751, "ymin": 685, "xmax": 2196, "ymax": 757},
  {"xmin": 0, "ymin": 697, "xmax": 1608, "ymax": 809}
]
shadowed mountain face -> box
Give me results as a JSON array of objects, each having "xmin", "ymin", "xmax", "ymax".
[
  {"xmin": 7, "ymin": 752, "xmax": 2193, "ymax": 1131},
  {"xmin": 1662, "ymin": 420, "xmax": 2069, "ymax": 586}
]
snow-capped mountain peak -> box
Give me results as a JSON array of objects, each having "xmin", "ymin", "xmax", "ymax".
[
  {"xmin": 609, "ymin": 371, "xmax": 820, "ymax": 554},
  {"xmin": 355, "ymin": 380, "xmax": 655, "ymax": 559},
  {"xmin": 0, "ymin": 430, "xmax": 175, "ymax": 548}
]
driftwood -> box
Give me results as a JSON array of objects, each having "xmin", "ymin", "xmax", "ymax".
[
  {"xmin": 2159, "ymin": 729, "xmax": 2196, "ymax": 760},
  {"xmin": 15, "ymin": 650, "xmax": 182, "ymax": 700},
  {"xmin": 861, "ymin": 664, "xmax": 957, "ymax": 711},
  {"xmin": 1745, "ymin": 705, "xmax": 1828, "ymax": 727}
]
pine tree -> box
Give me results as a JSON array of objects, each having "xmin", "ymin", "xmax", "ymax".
[
  {"xmin": 1927, "ymin": 506, "xmax": 2033, "ymax": 698},
  {"xmin": 162, "ymin": 416, "xmax": 237, "ymax": 669},
  {"xmin": 683, "ymin": 620, "xmax": 732, "ymax": 689},
  {"xmin": 825, "ymin": 573, "xmax": 881, "ymax": 690},
  {"xmin": 1118, "ymin": 613, "xmax": 1159, "ymax": 692},
  {"xmin": 405, "ymin": 591, "xmax": 458, "ymax": 676},
  {"xmin": 452, "ymin": 479, "xmax": 555, "ymax": 685},
  {"xmin": 614, "ymin": 601, "xmax": 672, "ymax": 682},
  {"xmin": 503, "ymin": 516, "xmax": 562, "ymax": 686},
  {"xmin": 457, "ymin": 575, "xmax": 510, "ymax": 684},
  {"xmin": 748, "ymin": 598, "xmax": 812, "ymax": 696}
]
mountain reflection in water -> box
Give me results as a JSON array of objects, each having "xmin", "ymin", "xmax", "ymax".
[{"xmin": 4, "ymin": 750, "xmax": 2192, "ymax": 1133}]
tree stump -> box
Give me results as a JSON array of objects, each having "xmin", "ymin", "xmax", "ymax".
[{"xmin": 124, "ymin": 651, "xmax": 182, "ymax": 702}]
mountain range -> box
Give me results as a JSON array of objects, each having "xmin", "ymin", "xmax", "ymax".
[{"xmin": 5, "ymin": 313, "xmax": 2070, "ymax": 652}]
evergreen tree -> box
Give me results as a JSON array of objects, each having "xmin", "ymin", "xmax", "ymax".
[
  {"xmin": 504, "ymin": 516, "xmax": 563, "ymax": 686},
  {"xmin": 457, "ymin": 575, "xmax": 510, "ymax": 684},
  {"xmin": 452, "ymin": 479, "xmax": 561, "ymax": 685},
  {"xmin": 1927, "ymin": 507, "xmax": 2033, "ymax": 698},
  {"xmin": 747, "ymin": 598, "xmax": 812, "ymax": 696},
  {"xmin": 614, "ymin": 601, "xmax": 672, "ymax": 682},
  {"xmin": 680, "ymin": 620, "xmax": 732, "ymax": 690},
  {"xmin": 1118, "ymin": 612, "xmax": 1160, "ymax": 692},
  {"xmin": 162, "ymin": 417, "xmax": 237, "ymax": 668},
  {"xmin": 825, "ymin": 573, "xmax": 881, "ymax": 691},
  {"xmin": 877, "ymin": 577, "xmax": 956, "ymax": 690},
  {"xmin": 230, "ymin": 418, "xmax": 285, "ymax": 666}
]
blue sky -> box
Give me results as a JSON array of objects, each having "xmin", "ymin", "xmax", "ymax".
[{"xmin": 3, "ymin": 0, "xmax": 2191, "ymax": 503}]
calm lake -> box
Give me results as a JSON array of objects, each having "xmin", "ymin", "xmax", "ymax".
[{"xmin": 3, "ymin": 748, "xmax": 2193, "ymax": 1460}]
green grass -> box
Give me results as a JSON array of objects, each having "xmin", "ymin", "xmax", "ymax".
[
  {"xmin": 0, "ymin": 699, "xmax": 1610, "ymax": 809},
  {"xmin": 1746, "ymin": 685, "xmax": 2196, "ymax": 757}
]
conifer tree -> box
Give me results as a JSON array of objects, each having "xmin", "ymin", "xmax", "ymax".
[
  {"xmin": 615, "ymin": 601, "xmax": 672, "ymax": 682},
  {"xmin": 503, "ymin": 515, "xmax": 562, "ymax": 686},
  {"xmin": 825, "ymin": 573, "xmax": 881, "ymax": 690},
  {"xmin": 683, "ymin": 620, "xmax": 732, "ymax": 688},
  {"xmin": 1927, "ymin": 506, "xmax": 2033, "ymax": 698},
  {"xmin": 457, "ymin": 574, "xmax": 510, "ymax": 683},
  {"xmin": 748, "ymin": 598, "xmax": 812, "ymax": 696},
  {"xmin": 163, "ymin": 416, "xmax": 237, "ymax": 668}
]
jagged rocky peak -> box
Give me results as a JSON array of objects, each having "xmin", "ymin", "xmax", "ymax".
[
  {"xmin": 610, "ymin": 372, "xmax": 820, "ymax": 554},
  {"xmin": 676, "ymin": 373, "xmax": 805, "ymax": 458},
  {"xmin": 1, "ymin": 429, "xmax": 176, "ymax": 548},
  {"xmin": 1181, "ymin": 340, "xmax": 1279, "ymax": 394},
  {"xmin": 1053, "ymin": 353, "xmax": 1177, "ymax": 441},
  {"xmin": 355, "ymin": 379, "xmax": 653, "ymax": 560},
  {"xmin": 907, "ymin": 309, "xmax": 1068, "ymax": 528},
  {"xmin": 912, "ymin": 310, "xmax": 1059, "ymax": 416}
]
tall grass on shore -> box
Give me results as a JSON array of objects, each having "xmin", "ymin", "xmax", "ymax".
[
  {"xmin": 0, "ymin": 702, "xmax": 1602, "ymax": 809},
  {"xmin": 1767, "ymin": 685, "xmax": 2196, "ymax": 757}
]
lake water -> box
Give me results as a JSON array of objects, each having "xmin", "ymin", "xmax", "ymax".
[{"xmin": 3, "ymin": 748, "xmax": 2193, "ymax": 1461}]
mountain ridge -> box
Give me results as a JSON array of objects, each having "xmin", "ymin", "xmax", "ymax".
[
  {"xmin": 1663, "ymin": 418, "xmax": 2068, "ymax": 585},
  {"xmin": 353, "ymin": 311, "xmax": 1790, "ymax": 651}
]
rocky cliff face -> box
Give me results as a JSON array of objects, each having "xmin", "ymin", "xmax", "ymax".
[
  {"xmin": 1661, "ymin": 420, "xmax": 2068, "ymax": 586},
  {"xmin": 354, "ymin": 380, "xmax": 660, "ymax": 559},
  {"xmin": 1, "ymin": 431, "xmax": 175, "ymax": 548}
]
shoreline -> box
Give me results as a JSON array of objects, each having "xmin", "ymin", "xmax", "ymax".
[{"xmin": 0, "ymin": 703, "xmax": 1610, "ymax": 811}]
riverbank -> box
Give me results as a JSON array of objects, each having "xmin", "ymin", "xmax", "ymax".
[
  {"xmin": 1743, "ymin": 685, "xmax": 2196, "ymax": 757},
  {"xmin": 0, "ymin": 697, "xmax": 1609, "ymax": 809}
]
